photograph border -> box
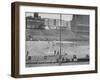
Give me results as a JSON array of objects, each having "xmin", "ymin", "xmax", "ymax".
[{"xmin": 11, "ymin": 2, "xmax": 98, "ymax": 78}]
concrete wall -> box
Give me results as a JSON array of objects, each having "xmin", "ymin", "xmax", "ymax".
[{"xmin": 71, "ymin": 15, "xmax": 89, "ymax": 33}]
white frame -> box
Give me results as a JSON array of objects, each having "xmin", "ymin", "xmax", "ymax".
[{"xmin": 20, "ymin": 6, "xmax": 95, "ymax": 75}]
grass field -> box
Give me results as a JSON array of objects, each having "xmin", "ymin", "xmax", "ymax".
[
  {"xmin": 26, "ymin": 41, "xmax": 89, "ymax": 67},
  {"xmin": 26, "ymin": 41, "xmax": 89, "ymax": 58}
]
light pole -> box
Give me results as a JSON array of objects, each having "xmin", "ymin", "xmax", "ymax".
[{"xmin": 59, "ymin": 14, "xmax": 62, "ymax": 65}]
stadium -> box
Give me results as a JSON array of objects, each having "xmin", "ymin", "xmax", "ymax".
[{"xmin": 25, "ymin": 13, "xmax": 90, "ymax": 67}]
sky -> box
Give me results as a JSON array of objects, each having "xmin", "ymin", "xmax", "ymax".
[{"xmin": 26, "ymin": 12, "xmax": 73, "ymax": 21}]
